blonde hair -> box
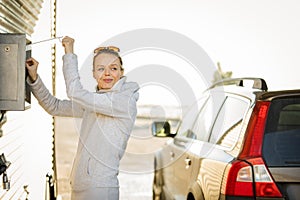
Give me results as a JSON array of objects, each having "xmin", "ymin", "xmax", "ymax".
[{"xmin": 93, "ymin": 49, "xmax": 123, "ymax": 71}]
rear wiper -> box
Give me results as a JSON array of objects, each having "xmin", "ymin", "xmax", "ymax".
[{"xmin": 285, "ymin": 161, "xmax": 300, "ymax": 165}]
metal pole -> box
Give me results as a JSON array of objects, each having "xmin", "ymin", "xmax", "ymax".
[{"xmin": 50, "ymin": 0, "xmax": 57, "ymax": 199}]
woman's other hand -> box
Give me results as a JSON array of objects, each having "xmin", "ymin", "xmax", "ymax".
[
  {"xmin": 25, "ymin": 57, "xmax": 39, "ymax": 83},
  {"xmin": 62, "ymin": 36, "xmax": 74, "ymax": 54}
]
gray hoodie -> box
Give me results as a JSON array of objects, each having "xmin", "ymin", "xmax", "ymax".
[{"xmin": 28, "ymin": 54, "xmax": 139, "ymax": 191}]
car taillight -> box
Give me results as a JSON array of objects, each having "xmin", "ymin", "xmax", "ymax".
[
  {"xmin": 223, "ymin": 158, "xmax": 282, "ymax": 197},
  {"xmin": 221, "ymin": 101, "xmax": 282, "ymax": 197},
  {"xmin": 239, "ymin": 101, "xmax": 270, "ymax": 158}
]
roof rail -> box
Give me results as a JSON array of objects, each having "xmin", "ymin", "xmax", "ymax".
[{"xmin": 207, "ymin": 77, "xmax": 268, "ymax": 91}]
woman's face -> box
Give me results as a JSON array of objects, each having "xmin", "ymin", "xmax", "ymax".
[{"xmin": 93, "ymin": 53, "xmax": 123, "ymax": 90}]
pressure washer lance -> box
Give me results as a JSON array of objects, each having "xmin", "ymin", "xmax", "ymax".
[{"xmin": 25, "ymin": 36, "xmax": 63, "ymax": 51}]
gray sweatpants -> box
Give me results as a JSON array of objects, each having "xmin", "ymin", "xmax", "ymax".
[{"xmin": 71, "ymin": 187, "xmax": 119, "ymax": 200}]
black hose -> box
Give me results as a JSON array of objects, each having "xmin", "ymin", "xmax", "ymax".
[{"xmin": 0, "ymin": 111, "xmax": 6, "ymax": 123}]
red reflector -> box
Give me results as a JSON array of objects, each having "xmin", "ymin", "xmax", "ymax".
[{"xmin": 256, "ymin": 182, "xmax": 282, "ymax": 197}]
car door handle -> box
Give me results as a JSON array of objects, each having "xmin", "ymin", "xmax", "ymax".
[
  {"xmin": 185, "ymin": 158, "xmax": 191, "ymax": 169},
  {"xmin": 170, "ymin": 151, "xmax": 175, "ymax": 159}
]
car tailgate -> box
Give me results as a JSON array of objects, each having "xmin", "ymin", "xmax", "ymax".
[{"xmin": 268, "ymin": 167, "xmax": 300, "ymax": 200}]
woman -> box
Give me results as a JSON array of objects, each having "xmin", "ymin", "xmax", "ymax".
[{"xmin": 26, "ymin": 36, "xmax": 139, "ymax": 199}]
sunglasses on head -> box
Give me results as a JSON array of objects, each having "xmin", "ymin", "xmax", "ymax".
[{"xmin": 94, "ymin": 46, "xmax": 120, "ymax": 54}]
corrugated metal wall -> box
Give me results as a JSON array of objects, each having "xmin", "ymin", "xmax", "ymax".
[
  {"xmin": 0, "ymin": 0, "xmax": 43, "ymax": 36},
  {"xmin": 0, "ymin": 0, "xmax": 54, "ymax": 199}
]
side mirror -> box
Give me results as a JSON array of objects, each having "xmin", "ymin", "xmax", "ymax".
[{"xmin": 151, "ymin": 121, "xmax": 175, "ymax": 137}]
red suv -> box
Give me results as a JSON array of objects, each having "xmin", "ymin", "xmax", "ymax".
[{"xmin": 152, "ymin": 78, "xmax": 300, "ymax": 200}]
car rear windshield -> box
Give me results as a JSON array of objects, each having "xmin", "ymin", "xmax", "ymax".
[{"xmin": 263, "ymin": 97, "xmax": 300, "ymax": 167}]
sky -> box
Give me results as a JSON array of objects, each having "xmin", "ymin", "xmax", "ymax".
[{"xmin": 31, "ymin": 0, "xmax": 300, "ymax": 108}]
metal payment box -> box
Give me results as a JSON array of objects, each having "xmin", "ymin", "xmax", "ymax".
[{"xmin": 0, "ymin": 33, "xmax": 31, "ymax": 111}]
